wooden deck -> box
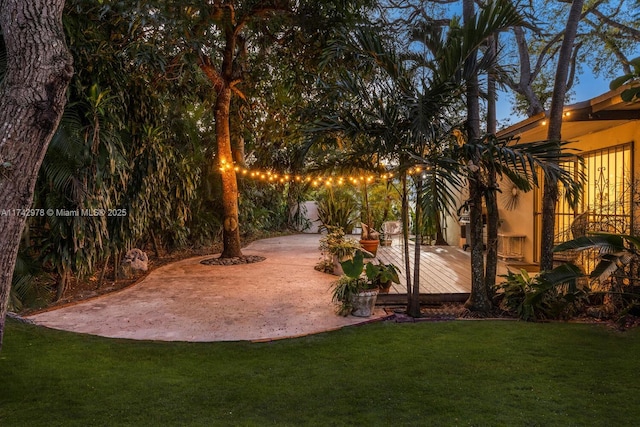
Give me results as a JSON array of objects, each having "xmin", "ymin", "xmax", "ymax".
[{"xmin": 373, "ymin": 240, "xmax": 510, "ymax": 304}]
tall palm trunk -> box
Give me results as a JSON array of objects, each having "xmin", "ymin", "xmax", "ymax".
[
  {"xmin": 0, "ymin": 0, "xmax": 73, "ymax": 351},
  {"xmin": 485, "ymin": 35, "xmax": 499, "ymax": 296},
  {"xmin": 408, "ymin": 177, "xmax": 423, "ymax": 317},
  {"xmin": 464, "ymin": 0, "xmax": 491, "ymax": 312},
  {"xmin": 401, "ymin": 172, "xmax": 412, "ymax": 300},
  {"xmin": 540, "ymin": 0, "xmax": 585, "ymax": 271},
  {"xmin": 485, "ymin": 179, "xmax": 499, "ymax": 296}
]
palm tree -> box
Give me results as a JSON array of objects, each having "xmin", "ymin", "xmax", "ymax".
[
  {"xmin": 312, "ymin": 0, "xmax": 522, "ymax": 316},
  {"xmin": 456, "ymin": 132, "xmax": 583, "ymax": 311}
]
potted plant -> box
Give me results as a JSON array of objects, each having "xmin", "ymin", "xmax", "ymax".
[
  {"xmin": 359, "ymin": 178, "xmax": 380, "ymax": 255},
  {"xmin": 316, "ymin": 187, "xmax": 359, "ymax": 234},
  {"xmin": 331, "ymin": 250, "xmax": 381, "ymax": 317},
  {"xmin": 359, "ymin": 223, "xmax": 380, "ymax": 255},
  {"xmin": 319, "ymin": 226, "xmax": 361, "ymax": 275},
  {"xmin": 365, "ymin": 261, "xmax": 400, "ymax": 294}
]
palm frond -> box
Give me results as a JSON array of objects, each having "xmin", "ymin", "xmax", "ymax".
[
  {"xmin": 553, "ymin": 234, "xmax": 625, "ymax": 253},
  {"xmin": 589, "ymin": 254, "xmax": 623, "ymax": 283},
  {"xmin": 539, "ymin": 263, "xmax": 584, "ymax": 292}
]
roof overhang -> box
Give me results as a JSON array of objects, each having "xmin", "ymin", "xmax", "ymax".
[{"xmin": 497, "ymin": 85, "xmax": 640, "ymax": 143}]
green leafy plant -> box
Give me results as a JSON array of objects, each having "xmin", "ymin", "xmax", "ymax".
[
  {"xmin": 331, "ymin": 250, "xmax": 381, "ymax": 316},
  {"xmin": 498, "ymin": 265, "xmax": 587, "ymax": 321},
  {"xmin": 552, "ymin": 232, "xmax": 640, "ymax": 318},
  {"xmin": 331, "ymin": 274, "xmax": 368, "ymax": 316},
  {"xmin": 316, "ymin": 189, "xmax": 358, "ymax": 234},
  {"xmin": 498, "ymin": 269, "xmax": 536, "ymax": 320},
  {"xmin": 318, "ymin": 226, "xmax": 361, "ymax": 260},
  {"xmin": 365, "ymin": 261, "xmax": 400, "ymax": 291},
  {"xmin": 10, "ymin": 250, "xmax": 54, "ymax": 311},
  {"xmin": 554, "ymin": 232, "xmax": 640, "ymax": 284},
  {"xmin": 610, "ymin": 56, "xmax": 640, "ymax": 102}
]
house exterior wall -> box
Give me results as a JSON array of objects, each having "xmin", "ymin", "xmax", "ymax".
[
  {"xmin": 498, "ymin": 120, "xmax": 640, "ymax": 264},
  {"xmin": 496, "ymin": 176, "xmax": 537, "ymax": 263}
]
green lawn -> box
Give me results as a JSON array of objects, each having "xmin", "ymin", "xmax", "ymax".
[{"xmin": 1, "ymin": 318, "xmax": 639, "ymax": 426}]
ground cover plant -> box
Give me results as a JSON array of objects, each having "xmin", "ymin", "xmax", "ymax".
[{"xmin": 2, "ymin": 319, "xmax": 640, "ymax": 426}]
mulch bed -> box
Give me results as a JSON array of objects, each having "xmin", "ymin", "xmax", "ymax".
[
  {"xmin": 387, "ymin": 303, "xmax": 512, "ymax": 321},
  {"xmin": 383, "ymin": 302, "xmax": 640, "ymax": 331},
  {"xmin": 200, "ymin": 255, "xmax": 266, "ymax": 266}
]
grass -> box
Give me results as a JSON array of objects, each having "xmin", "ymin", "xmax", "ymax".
[{"xmin": 2, "ymin": 319, "xmax": 640, "ymax": 426}]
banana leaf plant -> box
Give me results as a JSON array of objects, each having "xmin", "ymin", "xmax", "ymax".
[{"xmin": 553, "ymin": 232, "xmax": 640, "ymax": 284}]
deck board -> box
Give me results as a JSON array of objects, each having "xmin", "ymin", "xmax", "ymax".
[{"xmin": 373, "ymin": 242, "xmax": 509, "ymax": 296}]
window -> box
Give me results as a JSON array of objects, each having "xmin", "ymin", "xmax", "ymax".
[
  {"xmin": 583, "ymin": 143, "xmax": 633, "ymax": 235},
  {"xmin": 549, "ymin": 143, "xmax": 634, "ymax": 269}
]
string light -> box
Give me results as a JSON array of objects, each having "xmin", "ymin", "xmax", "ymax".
[{"xmin": 214, "ymin": 160, "xmax": 434, "ymax": 187}]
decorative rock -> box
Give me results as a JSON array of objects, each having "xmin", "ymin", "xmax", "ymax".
[
  {"xmin": 123, "ymin": 249, "xmax": 149, "ymax": 271},
  {"xmin": 120, "ymin": 249, "xmax": 148, "ymax": 278}
]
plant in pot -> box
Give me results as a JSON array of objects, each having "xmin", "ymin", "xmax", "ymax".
[
  {"xmin": 331, "ymin": 250, "xmax": 380, "ymax": 317},
  {"xmin": 316, "ymin": 187, "xmax": 358, "ymax": 234},
  {"xmin": 369, "ymin": 180, "xmax": 402, "ymax": 247},
  {"xmin": 365, "ymin": 261, "xmax": 400, "ymax": 294},
  {"xmin": 318, "ymin": 226, "xmax": 361, "ymax": 275},
  {"xmin": 359, "ymin": 178, "xmax": 380, "ymax": 255}
]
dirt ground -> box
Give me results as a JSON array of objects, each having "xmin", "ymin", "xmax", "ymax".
[{"xmin": 26, "ymin": 234, "xmax": 391, "ymax": 342}]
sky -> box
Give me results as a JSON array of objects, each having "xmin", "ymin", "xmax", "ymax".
[
  {"xmin": 422, "ymin": 0, "xmax": 640, "ymax": 128},
  {"xmin": 495, "ymin": 70, "xmax": 618, "ymax": 126}
]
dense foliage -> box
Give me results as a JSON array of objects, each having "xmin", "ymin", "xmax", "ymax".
[{"xmin": 10, "ymin": 0, "xmax": 375, "ymax": 307}]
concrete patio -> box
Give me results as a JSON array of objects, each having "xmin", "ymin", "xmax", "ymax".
[
  {"xmin": 27, "ymin": 234, "xmax": 390, "ymax": 342},
  {"xmin": 26, "ymin": 233, "xmax": 507, "ymax": 342}
]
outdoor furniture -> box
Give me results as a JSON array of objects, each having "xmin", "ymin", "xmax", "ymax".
[
  {"xmin": 497, "ymin": 233, "xmax": 526, "ymax": 261},
  {"xmin": 553, "ymin": 211, "xmax": 589, "ymax": 263},
  {"xmin": 381, "ymin": 221, "xmax": 402, "ymax": 246}
]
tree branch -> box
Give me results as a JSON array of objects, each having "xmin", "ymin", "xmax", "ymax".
[
  {"xmin": 589, "ymin": 8, "xmax": 640, "ymax": 40},
  {"xmin": 198, "ymin": 53, "xmax": 225, "ymax": 93},
  {"xmin": 566, "ymin": 41, "xmax": 582, "ymax": 92}
]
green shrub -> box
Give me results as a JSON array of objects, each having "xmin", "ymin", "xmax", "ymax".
[
  {"xmin": 498, "ymin": 267, "xmax": 588, "ymax": 321},
  {"xmin": 316, "ymin": 188, "xmax": 358, "ymax": 233},
  {"xmin": 318, "ymin": 226, "xmax": 360, "ymax": 259}
]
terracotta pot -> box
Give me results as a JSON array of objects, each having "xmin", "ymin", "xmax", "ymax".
[
  {"xmin": 359, "ymin": 239, "xmax": 379, "ymax": 256},
  {"xmin": 378, "ymin": 280, "xmax": 393, "ymax": 294}
]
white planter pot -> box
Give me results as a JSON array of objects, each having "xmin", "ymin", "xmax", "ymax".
[{"xmin": 350, "ymin": 289, "xmax": 378, "ymax": 317}]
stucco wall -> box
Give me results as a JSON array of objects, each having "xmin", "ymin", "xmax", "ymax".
[{"xmin": 499, "ymin": 120, "xmax": 640, "ymax": 263}]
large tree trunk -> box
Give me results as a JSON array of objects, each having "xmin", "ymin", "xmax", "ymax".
[
  {"xmin": 198, "ymin": 24, "xmax": 244, "ymax": 259},
  {"xmin": 540, "ymin": 0, "xmax": 585, "ymax": 272},
  {"xmin": 215, "ymin": 86, "xmax": 243, "ymax": 258},
  {"xmin": 0, "ymin": 0, "xmax": 73, "ymax": 351},
  {"xmin": 463, "ymin": 0, "xmax": 491, "ymax": 312}
]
